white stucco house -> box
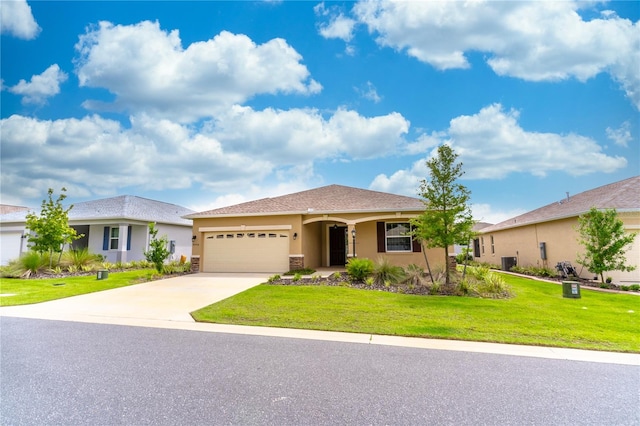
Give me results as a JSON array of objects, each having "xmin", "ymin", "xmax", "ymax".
[{"xmin": 0, "ymin": 196, "xmax": 194, "ymax": 266}]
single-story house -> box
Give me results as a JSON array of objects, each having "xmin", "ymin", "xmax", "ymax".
[
  {"xmin": 0, "ymin": 195, "xmax": 194, "ymax": 265},
  {"xmin": 186, "ymin": 184, "xmax": 442, "ymax": 273},
  {"xmin": 476, "ymin": 176, "xmax": 640, "ymax": 283}
]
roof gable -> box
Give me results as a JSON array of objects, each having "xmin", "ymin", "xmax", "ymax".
[
  {"xmin": 482, "ymin": 176, "xmax": 640, "ymax": 232},
  {"xmin": 187, "ymin": 184, "xmax": 425, "ymax": 218}
]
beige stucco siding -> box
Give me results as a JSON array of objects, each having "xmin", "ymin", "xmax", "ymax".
[{"xmin": 302, "ymin": 221, "xmax": 322, "ymax": 268}]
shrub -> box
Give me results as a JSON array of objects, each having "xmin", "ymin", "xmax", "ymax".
[
  {"xmin": 292, "ymin": 272, "xmax": 302, "ymax": 282},
  {"xmin": 373, "ymin": 257, "xmax": 405, "ymax": 286},
  {"xmin": 7, "ymin": 251, "xmax": 50, "ymax": 277},
  {"xmin": 630, "ymin": 284, "xmax": 640, "ymax": 291},
  {"xmin": 404, "ymin": 264, "xmax": 425, "ymax": 287},
  {"xmin": 477, "ymin": 272, "xmax": 513, "ymax": 299},
  {"xmin": 346, "ymin": 258, "xmax": 374, "ymax": 282},
  {"xmin": 268, "ymin": 274, "xmax": 281, "ymax": 283},
  {"xmin": 61, "ymin": 248, "xmax": 102, "ymax": 269}
]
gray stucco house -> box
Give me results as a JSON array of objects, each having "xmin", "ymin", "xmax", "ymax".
[{"xmin": 0, "ymin": 196, "xmax": 194, "ymax": 265}]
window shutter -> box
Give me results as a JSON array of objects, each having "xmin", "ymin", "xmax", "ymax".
[
  {"xmin": 411, "ymin": 225, "xmax": 421, "ymax": 252},
  {"xmin": 102, "ymin": 227, "xmax": 109, "ymax": 250},
  {"xmin": 127, "ymin": 226, "xmax": 132, "ymax": 251},
  {"xmin": 376, "ymin": 222, "xmax": 385, "ymax": 253}
]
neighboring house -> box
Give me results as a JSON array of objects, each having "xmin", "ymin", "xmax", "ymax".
[
  {"xmin": 0, "ymin": 205, "xmax": 30, "ymax": 266},
  {"xmin": 0, "ymin": 196, "xmax": 194, "ymax": 265},
  {"xmin": 476, "ymin": 176, "xmax": 640, "ymax": 283},
  {"xmin": 186, "ymin": 184, "xmax": 441, "ymax": 273}
]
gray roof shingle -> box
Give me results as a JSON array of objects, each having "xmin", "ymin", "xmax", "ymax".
[
  {"xmin": 0, "ymin": 195, "xmax": 194, "ymax": 226},
  {"xmin": 186, "ymin": 184, "xmax": 425, "ymax": 218},
  {"xmin": 481, "ymin": 175, "xmax": 639, "ymax": 233}
]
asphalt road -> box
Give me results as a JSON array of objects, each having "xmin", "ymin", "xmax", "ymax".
[{"xmin": 1, "ymin": 317, "xmax": 638, "ymax": 426}]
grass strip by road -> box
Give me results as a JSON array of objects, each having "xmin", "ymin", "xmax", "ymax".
[
  {"xmin": 192, "ymin": 274, "xmax": 640, "ymax": 353},
  {"xmin": 0, "ymin": 269, "xmax": 157, "ymax": 306}
]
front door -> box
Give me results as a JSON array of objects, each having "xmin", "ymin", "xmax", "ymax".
[{"xmin": 329, "ymin": 226, "xmax": 347, "ymax": 266}]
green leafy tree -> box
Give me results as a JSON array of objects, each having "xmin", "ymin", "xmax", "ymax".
[
  {"xmin": 411, "ymin": 145, "xmax": 475, "ymax": 287},
  {"xmin": 576, "ymin": 207, "xmax": 637, "ymax": 284},
  {"xmin": 25, "ymin": 188, "xmax": 81, "ymax": 268},
  {"xmin": 144, "ymin": 222, "xmax": 171, "ymax": 273}
]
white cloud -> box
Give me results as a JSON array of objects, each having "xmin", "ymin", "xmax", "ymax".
[
  {"xmin": 371, "ymin": 103, "xmax": 627, "ymax": 197},
  {"xmin": 319, "ymin": 14, "xmax": 356, "ymax": 42},
  {"xmin": 355, "ymin": 81, "xmax": 382, "ymax": 103},
  {"xmin": 353, "ymin": 0, "xmax": 640, "ymax": 109},
  {"xmin": 74, "ymin": 21, "xmax": 321, "ymax": 122},
  {"xmin": 8, "ymin": 64, "xmax": 68, "ymax": 105},
  {"xmin": 0, "ymin": 106, "xmax": 410, "ymax": 205},
  {"xmin": 0, "ymin": 114, "xmax": 273, "ymax": 203},
  {"xmin": 0, "ymin": 0, "xmax": 40, "ymax": 39},
  {"xmin": 315, "ymin": 2, "xmax": 357, "ymax": 55},
  {"xmin": 470, "ymin": 203, "xmax": 527, "ymax": 225},
  {"xmin": 207, "ymin": 105, "xmax": 410, "ymax": 162},
  {"xmin": 606, "ymin": 121, "xmax": 633, "ymax": 147}
]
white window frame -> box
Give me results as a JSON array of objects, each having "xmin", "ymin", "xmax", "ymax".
[
  {"xmin": 385, "ymin": 222, "xmax": 412, "ymax": 253},
  {"xmin": 109, "ymin": 227, "xmax": 119, "ymax": 250}
]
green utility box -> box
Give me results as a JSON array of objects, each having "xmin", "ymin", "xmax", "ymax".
[
  {"xmin": 97, "ymin": 270, "xmax": 109, "ymax": 280},
  {"xmin": 562, "ymin": 281, "xmax": 581, "ymax": 299}
]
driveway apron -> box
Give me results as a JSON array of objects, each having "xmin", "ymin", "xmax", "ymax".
[{"xmin": 0, "ymin": 273, "xmax": 266, "ymax": 323}]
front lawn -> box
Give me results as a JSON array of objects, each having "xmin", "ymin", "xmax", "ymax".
[
  {"xmin": 0, "ymin": 269, "xmax": 157, "ymax": 306},
  {"xmin": 192, "ymin": 274, "xmax": 640, "ymax": 353}
]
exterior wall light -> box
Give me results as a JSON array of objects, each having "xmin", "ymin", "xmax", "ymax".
[
  {"xmin": 351, "ymin": 228, "xmax": 356, "ymax": 258},
  {"xmin": 293, "ymin": 232, "xmax": 298, "ymax": 240}
]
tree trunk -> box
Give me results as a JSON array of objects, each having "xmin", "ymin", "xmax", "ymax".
[
  {"xmin": 444, "ymin": 247, "xmax": 450, "ymax": 287},
  {"xmin": 462, "ymin": 240, "xmax": 470, "ymax": 280},
  {"xmin": 421, "ymin": 243, "xmax": 435, "ymax": 285}
]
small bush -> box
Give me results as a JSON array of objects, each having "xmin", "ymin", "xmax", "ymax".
[
  {"xmin": 268, "ymin": 274, "xmax": 281, "ymax": 283},
  {"xmin": 404, "ymin": 264, "xmax": 425, "ymax": 287},
  {"xmin": 346, "ymin": 258, "xmax": 374, "ymax": 282},
  {"xmin": 630, "ymin": 284, "xmax": 640, "ymax": 291},
  {"xmin": 373, "ymin": 257, "xmax": 405, "ymax": 286},
  {"xmin": 292, "ymin": 273, "xmax": 302, "ymax": 282}
]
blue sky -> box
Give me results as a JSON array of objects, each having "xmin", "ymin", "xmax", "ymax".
[{"xmin": 1, "ymin": 0, "xmax": 638, "ymax": 223}]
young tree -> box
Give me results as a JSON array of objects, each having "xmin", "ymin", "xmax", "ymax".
[
  {"xmin": 411, "ymin": 145, "xmax": 475, "ymax": 287},
  {"xmin": 144, "ymin": 222, "xmax": 171, "ymax": 273},
  {"xmin": 25, "ymin": 188, "xmax": 81, "ymax": 268},
  {"xmin": 576, "ymin": 207, "xmax": 637, "ymax": 284}
]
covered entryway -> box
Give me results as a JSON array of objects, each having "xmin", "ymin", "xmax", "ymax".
[{"xmin": 203, "ymin": 230, "xmax": 290, "ymax": 273}]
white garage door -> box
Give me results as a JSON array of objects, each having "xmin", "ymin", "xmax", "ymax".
[
  {"xmin": 0, "ymin": 232, "xmax": 23, "ymax": 266},
  {"xmin": 203, "ymin": 231, "xmax": 290, "ymax": 273}
]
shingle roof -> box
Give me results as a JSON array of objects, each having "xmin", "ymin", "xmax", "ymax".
[
  {"xmin": 186, "ymin": 184, "xmax": 425, "ymax": 218},
  {"xmin": 481, "ymin": 175, "xmax": 640, "ymax": 233},
  {"xmin": 0, "ymin": 205, "xmax": 29, "ymax": 215},
  {"xmin": 0, "ymin": 195, "xmax": 194, "ymax": 226}
]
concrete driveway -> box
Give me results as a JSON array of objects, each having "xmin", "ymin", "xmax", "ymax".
[{"xmin": 0, "ymin": 273, "xmax": 267, "ymax": 323}]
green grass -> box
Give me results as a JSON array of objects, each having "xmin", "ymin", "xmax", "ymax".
[
  {"xmin": 0, "ymin": 269, "xmax": 157, "ymax": 306},
  {"xmin": 192, "ymin": 274, "xmax": 640, "ymax": 353}
]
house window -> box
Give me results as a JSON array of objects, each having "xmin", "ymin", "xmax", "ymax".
[
  {"xmin": 481, "ymin": 237, "xmax": 485, "ymax": 254},
  {"xmin": 110, "ymin": 227, "xmax": 119, "ymax": 250},
  {"xmin": 102, "ymin": 226, "xmax": 131, "ymax": 251},
  {"xmin": 491, "ymin": 236, "xmax": 495, "ymax": 254},
  {"xmin": 386, "ymin": 223, "xmax": 412, "ymax": 252}
]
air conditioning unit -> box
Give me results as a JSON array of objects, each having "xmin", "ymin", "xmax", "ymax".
[{"xmin": 501, "ymin": 256, "xmax": 517, "ymax": 271}]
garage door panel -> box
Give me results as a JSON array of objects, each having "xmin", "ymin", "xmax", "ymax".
[{"xmin": 203, "ymin": 231, "xmax": 289, "ymax": 273}]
